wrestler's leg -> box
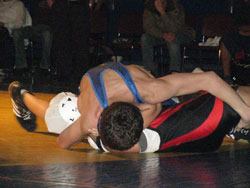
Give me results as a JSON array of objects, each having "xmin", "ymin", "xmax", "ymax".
[
  {"xmin": 9, "ymin": 81, "xmax": 80, "ymax": 134},
  {"xmin": 23, "ymin": 91, "xmax": 80, "ymax": 134},
  {"xmin": 9, "ymin": 81, "xmax": 46, "ymax": 132},
  {"xmin": 236, "ymin": 86, "xmax": 250, "ymax": 107},
  {"xmin": 225, "ymin": 86, "xmax": 250, "ymax": 142},
  {"xmin": 234, "ymin": 86, "xmax": 250, "ymax": 129},
  {"xmin": 24, "ymin": 91, "xmax": 80, "ymax": 134},
  {"xmin": 24, "ymin": 91, "xmax": 82, "ymax": 125},
  {"xmin": 23, "ymin": 93, "xmax": 49, "ymax": 120}
]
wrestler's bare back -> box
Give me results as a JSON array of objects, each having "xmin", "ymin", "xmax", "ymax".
[{"xmin": 77, "ymin": 64, "xmax": 162, "ymax": 132}]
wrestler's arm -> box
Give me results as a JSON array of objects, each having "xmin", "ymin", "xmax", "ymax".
[
  {"xmin": 56, "ymin": 118, "xmax": 83, "ymax": 149},
  {"xmin": 57, "ymin": 99, "xmax": 99, "ymax": 149},
  {"xmin": 143, "ymin": 71, "xmax": 250, "ymax": 126},
  {"xmin": 57, "ymin": 108, "xmax": 98, "ymax": 149},
  {"xmin": 56, "ymin": 115, "xmax": 89, "ymax": 149},
  {"xmin": 57, "ymin": 77, "xmax": 101, "ymax": 149}
]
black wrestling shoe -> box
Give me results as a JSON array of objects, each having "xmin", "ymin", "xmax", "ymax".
[
  {"xmin": 8, "ymin": 81, "xmax": 37, "ymax": 132},
  {"xmin": 227, "ymin": 127, "xmax": 250, "ymax": 143}
]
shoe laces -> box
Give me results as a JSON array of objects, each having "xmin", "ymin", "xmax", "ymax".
[{"xmin": 11, "ymin": 98, "xmax": 32, "ymax": 120}]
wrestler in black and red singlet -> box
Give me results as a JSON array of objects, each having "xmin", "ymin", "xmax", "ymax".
[{"xmin": 147, "ymin": 92, "xmax": 240, "ymax": 152}]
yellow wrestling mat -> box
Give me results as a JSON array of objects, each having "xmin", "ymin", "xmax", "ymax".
[{"xmin": 0, "ymin": 91, "xmax": 249, "ymax": 167}]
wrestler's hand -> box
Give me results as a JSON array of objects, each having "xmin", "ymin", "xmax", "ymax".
[
  {"xmin": 237, "ymin": 119, "xmax": 250, "ymax": 131},
  {"xmin": 88, "ymin": 128, "xmax": 99, "ymax": 137},
  {"xmin": 88, "ymin": 128, "xmax": 99, "ymax": 143}
]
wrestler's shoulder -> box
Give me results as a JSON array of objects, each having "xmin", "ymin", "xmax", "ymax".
[
  {"xmin": 126, "ymin": 64, "xmax": 143, "ymax": 70},
  {"xmin": 127, "ymin": 64, "xmax": 154, "ymax": 78},
  {"xmin": 79, "ymin": 75, "xmax": 92, "ymax": 89}
]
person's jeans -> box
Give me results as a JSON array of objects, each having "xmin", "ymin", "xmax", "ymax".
[
  {"xmin": 12, "ymin": 24, "xmax": 53, "ymax": 69},
  {"xmin": 141, "ymin": 33, "xmax": 182, "ymax": 76}
]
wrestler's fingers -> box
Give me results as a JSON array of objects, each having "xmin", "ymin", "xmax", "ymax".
[
  {"xmin": 88, "ymin": 128, "xmax": 99, "ymax": 136},
  {"xmin": 236, "ymin": 119, "xmax": 250, "ymax": 130}
]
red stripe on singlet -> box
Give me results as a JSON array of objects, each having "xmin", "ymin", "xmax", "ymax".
[
  {"xmin": 150, "ymin": 98, "xmax": 195, "ymax": 129},
  {"xmin": 160, "ymin": 98, "xmax": 223, "ymax": 150}
]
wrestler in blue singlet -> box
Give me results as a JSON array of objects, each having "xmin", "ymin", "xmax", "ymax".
[
  {"xmin": 84, "ymin": 62, "xmax": 146, "ymax": 109},
  {"xmin": 83, "ymin": 62, "xmax": 177, "ymax": 109}
]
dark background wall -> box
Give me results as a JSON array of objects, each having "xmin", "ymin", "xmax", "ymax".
[
  {"xmin": 22, "ymin": 0, "xmax": 233, "ymax": 16},
  {"xmin": 180, "ymin": 0, "xmax": 231, "ymax": 14}
]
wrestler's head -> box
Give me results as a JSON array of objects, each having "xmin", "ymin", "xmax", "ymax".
[{"xmin": 98, "ymin": 102, "xmax": 143, "ymax": 151}]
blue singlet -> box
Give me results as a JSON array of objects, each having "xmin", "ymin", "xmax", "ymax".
[{"xmin": 83, "ymin": 62, "xmax": 146, "ymax": 109}]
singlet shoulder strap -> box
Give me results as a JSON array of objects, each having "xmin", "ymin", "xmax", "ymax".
[
  {"xmin": 111, "ymin": 63, "xmax": 145, "ymax": 104},
  {"xmin": 86, "ymin": 62, "xmax": 145, "ymax": 109},
  {"xmin": 86, "ymin": 64, "xmax": 108, "ymax": 108}
]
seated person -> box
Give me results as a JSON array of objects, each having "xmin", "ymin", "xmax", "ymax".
[
  {"xmin": 11, "ymin": 0, "xmax": 53, "ymax": 80},
  {"xmin": 8, "ymin": 62, "xmax": 250, "ymax": 150},
  {"xmin": 220, "ymin": 0, "xmax": 250, "ymax": 84},
  {"xmin": 141, "ymin": 0, "xmax": 195, "ymax": 76},
  {"xmin": 89, "ymin": 87, "xmax": 250, "ymax": 153}
]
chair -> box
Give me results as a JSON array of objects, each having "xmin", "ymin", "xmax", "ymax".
[{"xmin": 181, "ymin": 14, "xmax": 236, "ymax": 72}]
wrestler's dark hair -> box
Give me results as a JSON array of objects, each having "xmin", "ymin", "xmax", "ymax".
[{"xmin": 98, "ymin": 102, "xmax": 143, "ymax": 151}]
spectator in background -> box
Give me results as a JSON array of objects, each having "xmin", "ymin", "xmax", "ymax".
[
  {"xmin": 220, "ymin": 0, "xmax": 250, "ymax": 84},
  {"xmin": 48, "ymin": 0, "xmax": 91, "ymax": 82},
  {"xmin": 11, "ymin": 0, "xmax": 53, "ymax": 81},
  {"xmin": 141, "ymin": 0, "xmax": 195, "ymax": 77},
  {"xmin": 0, "ymin": 0, "xmax": 26, "ymax": 70}
]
